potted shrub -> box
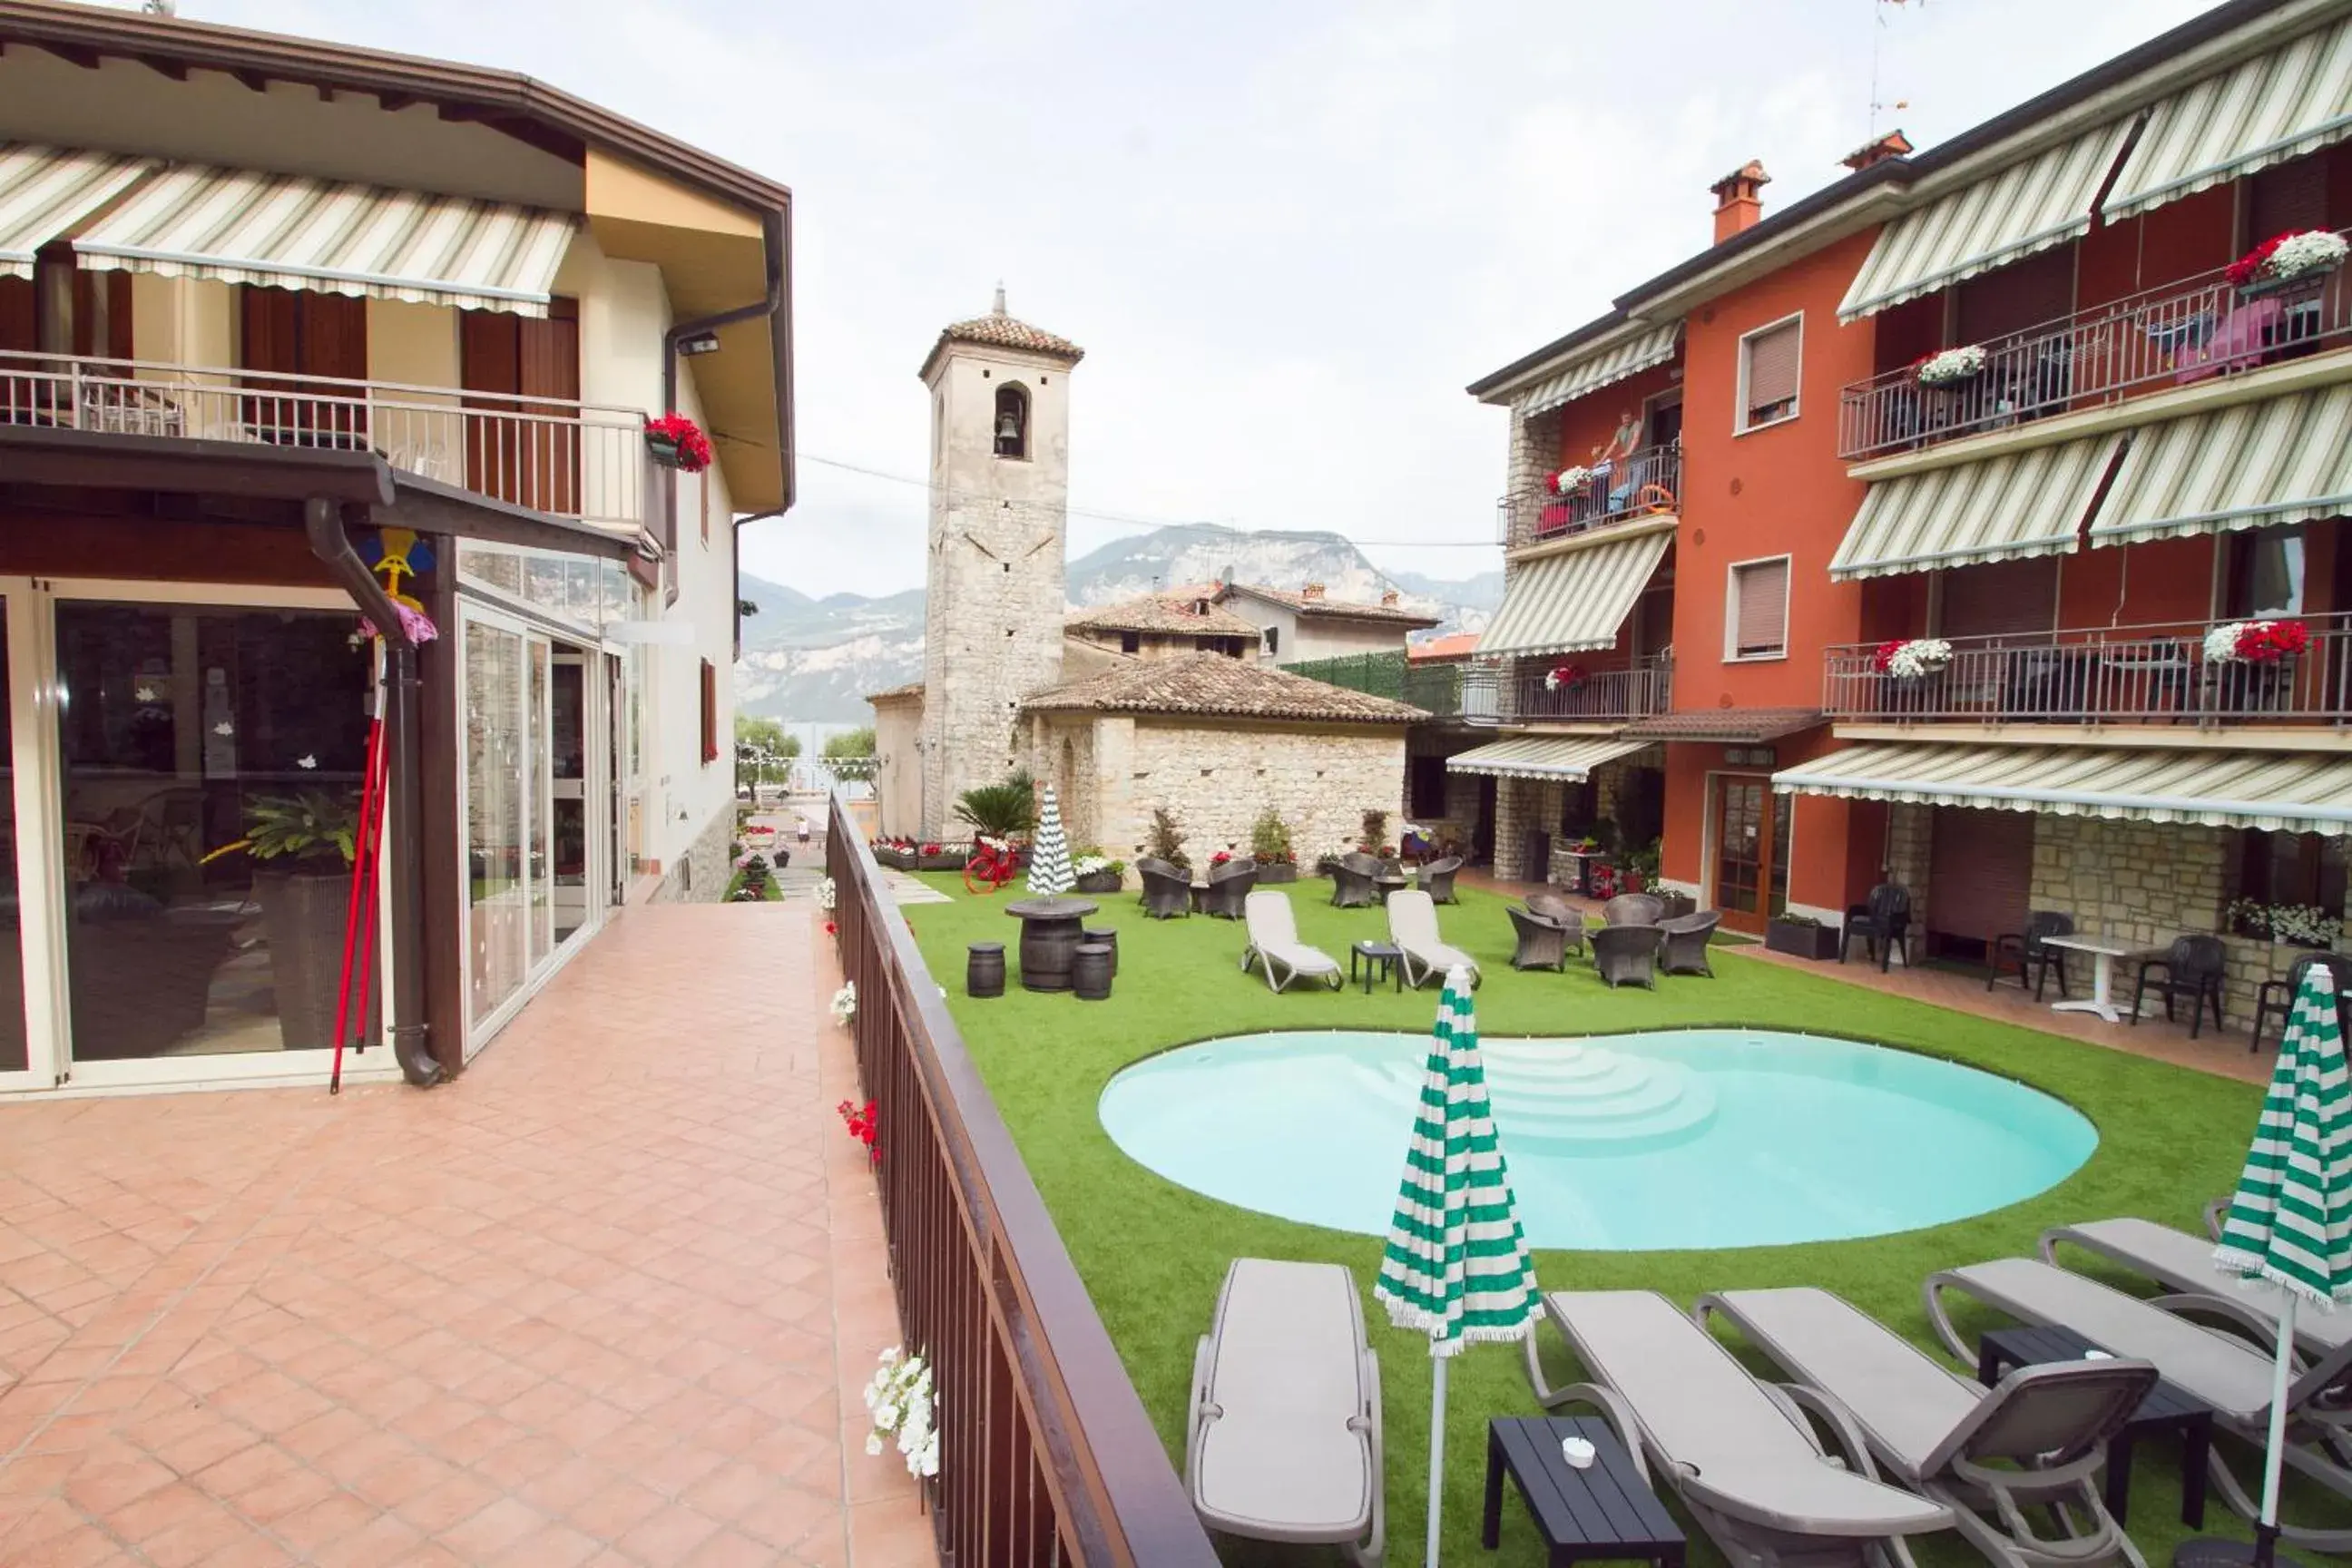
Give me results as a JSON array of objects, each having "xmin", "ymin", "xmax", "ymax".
[
  {"xmin": 206, "ymin": 789, "xmax": 375, "ymax": 1052},
  {"xmin": 1250, "ymin": 808, "xmax": 1298, "ymax": 883},
  {"xmin": 1145, "ymin": 806, "xmax": 1191, "ymax": 874},
  {"xmin": 1073, "ymin": 850, "xmax": 1125, "ymax": 895},
  {"xmin": 955, "ymin": 771, "xmax": 1034, "ymax": 844},
  {"xmin": 1766, "ymin": 911, "xmax": 1840, "ymax": 961},
  {"xmin": 916, "ymin": 840, "xmax": 965, "ymax": 872}
]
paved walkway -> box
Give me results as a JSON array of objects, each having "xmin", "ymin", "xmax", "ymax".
[{"xmin": 0, "ymin": 904, "xmax": 931, "ymax": 1566}]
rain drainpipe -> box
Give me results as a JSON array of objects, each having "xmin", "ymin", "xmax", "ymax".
[
  {"xmin": 304, "ymin": 497, "xmax": 440, "ymax": 1089},
  {"xmin": 661, "ymin": 208, "xmax": 789, "ymax": 611}
]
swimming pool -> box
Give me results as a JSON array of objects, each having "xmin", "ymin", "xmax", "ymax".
[{"xmin": 1096, "ymin": 1029, "xmax": 2096, "ymax": 1250}]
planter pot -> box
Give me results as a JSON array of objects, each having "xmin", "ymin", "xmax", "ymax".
[
  {"xmin": 1257, "ymin": 863, "xmax": 1298, "ymax": 885},
  {"xmin": 1074, "ymin": 871, "xmax": 1122, "ymax": 895},
  {"xmin": 2238, "ymin": 267, "xmax": 2335, "ymax": 301},
  {"xmin": 918, "ymin": 853, "xmax": 967, "ymax": 873},
  {"xmin": 1765, "ymin": 919, "xmax": 1839, "ymax": 961},
  {"xmin": 1915, "ymin": 370, "xmax": 1983, "ymax": 394},
  {"xmin": 1659, "ymin": 891, "xmax": 1697, "ymax": 920},
  {"xmin": 646, "ymin": 432, "xmax": 684, "ymax": 468},
  {"xmin": 253, "ymin": 867, "xmax": 378, "ymax": 1052}
]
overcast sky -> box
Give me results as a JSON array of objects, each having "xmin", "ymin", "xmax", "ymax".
[{"xmin": 203, "ymin": 0, "xmax": 2216, "ymax": 598}]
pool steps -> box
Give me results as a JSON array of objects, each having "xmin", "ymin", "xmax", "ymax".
[{"xmin": 1478, "ymin": 1042, "xmax": 1718, "ymax": 1155}]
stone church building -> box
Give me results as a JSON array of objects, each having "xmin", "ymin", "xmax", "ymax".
[{"xmin": 868, "ymin": 294, "xmax": 1419, "ymax": 865}]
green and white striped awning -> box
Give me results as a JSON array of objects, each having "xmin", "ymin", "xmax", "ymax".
[
  {"xmin": 1446, "ymin": 737, "xmax": 1651, "ymax": 782},
  {"xmin": 1513, "ymin": 323, "xmax": 1680, "ymax": 416},
  {"xmin": 1830, "ymin": 435, "xmax": 2120, "ymax": 579},
  {"xmin": 1838, "ymin": 119, "xmax": 2134, "ymax": 321},
  {"xmin": 75, "ymin": 163, "xmax": 576, "ymax": 316},
  {"xmin": 1774, "ymin": 741, "xmax": 2352, "ymax": 835},
  {"xmin": 2104, "ymin": 14, "xmax": 2352, "ymax": 220},
  {"xmin": 0, "ymin": 143, "xmax": 152, "ymax": 281},
  {"xmin": 2091, "ymin": 386, "xmax": 2352, "ymax": 549},
  {"xmin": 1476, "ymin": 527, "xmax": 1672, "ymax": 658}
]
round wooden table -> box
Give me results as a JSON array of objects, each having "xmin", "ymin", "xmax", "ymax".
[{"xmin": 1004, "ymin": 896, "xmax": 1099, "ymax": 992}]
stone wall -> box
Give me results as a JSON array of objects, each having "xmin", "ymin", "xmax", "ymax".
[
  {"xmin": 1071, "ymin": 715, "xmax": 1406, "ymax": 868},
  {"xmin": 1886, "ymin": 803, "xmax": 1933, "ymax": 937},
  {"xmin": 660, "ymin": 799, "xmax": 738, "ymax": 904}
]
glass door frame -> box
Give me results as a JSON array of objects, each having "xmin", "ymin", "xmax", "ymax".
[
  {"xmin": 1707, "ymin": 770, "xmax": 1780, "ymax": 936},
  {"xmin": 13, "ymin": 576, "xmax": 400, "ymax": 1094}
]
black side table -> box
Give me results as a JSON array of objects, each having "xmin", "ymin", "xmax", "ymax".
[
  {"xmin": 1349, "ymin": 940, "xmax": 1402, "ymax": 995},
  {"xmin": 1978, "ymin": 1323, "xmax": 2213, "ymax": 1527},
  {"xmin": 1482, "ymin": 1416, "xmax": 1683, "ymax": 1566}
]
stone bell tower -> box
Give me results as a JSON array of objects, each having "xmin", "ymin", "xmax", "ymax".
[{"xmin": 916, "ymin": 288, "xmax": 1084, "ymax": 838}]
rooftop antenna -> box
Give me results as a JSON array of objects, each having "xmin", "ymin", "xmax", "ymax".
[
  {"xmin": 142, "ymin": 0, "xmax": 178, "ymax": 13},
  {"xmin": 1868, "ymin": 0, "xmax": 1920, "ymax": 139}
]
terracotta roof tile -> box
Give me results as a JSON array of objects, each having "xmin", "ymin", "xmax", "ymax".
[
  {"xmin": 865, "ymin": 681, "xmax": 926, "ymax": 703},
  {"xmin": 918, "ymin": 291, "xmax": 1083, "ymax": 377},
  {"xmin": 1215, "ymin": 583, "xmax": 1442, "ymax": 628},
  {"xmin": 1620, "ymin": 708, "xmax": 1822, "ymax": 743},
  {"xmin": 1066, "ymin": 593, "xmax": 1261, "ymax": 638},
  {"xmin": 1410, "ymin": 632, "xmax": 1483, "ymax": 661},
  {"xmin": 1022, "ymin": 652, "xmax": 1425, "ymax": 725}
]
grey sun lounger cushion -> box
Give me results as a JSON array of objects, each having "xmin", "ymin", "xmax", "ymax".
[
  {"xmin": 1529, "ymin": 1290, "xmax": 1950, "ymax": 1553},
  {"xmin": 1387, "ymin": 890, "xmax": 1480, "ymax": 990},
  {"xmin": 1187, "ymin": 1258, "xmax": 1383, "ymax": 1564},
  {"xmin": 1240, "ymin": 890, "xmax": 1343, "ymax": 993},
  {"xmin": 1700, "ymin": 1287, "xmax": 2153, "ymax": 1568},
  {"xmin": 2043, "ymin": 1216, "xmax": 2352, "ymax": 1356}
]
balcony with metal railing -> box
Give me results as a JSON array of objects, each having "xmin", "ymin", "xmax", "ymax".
[
  {"xmin": 1837, "ymin": 232, "xmax": 2352, "ymax": 461},
  {"xmin": 1496, "ymin": 443, "xmax": 1681, "ymax": 552},
  {"xmin": 0, "ymin": 350, "xmax": 652, "ymax": 531},
  {"xmin": 1463, "ymin": 657, "xmax": 1672, "ymax": 725},
  {"xmin": 1822, "ymin": 613, "xmax": 2352, "ymax": 726}
]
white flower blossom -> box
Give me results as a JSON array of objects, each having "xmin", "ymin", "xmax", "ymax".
[
  {"xmin": 211, "ymin": 720, "xmax": 234, "ymax": 737},
  {"xmin": 134, "ymin": 686, "xmax": 158, "ymax": 703},
  {"xmin": 830, "ymin": 982, "xmax": 858, "ymax": 1026},
  {"xmin": 296, "ymin": 754, "xmax": 318, "ymax": 769},
  {"xmin": 861, "ymin": 1346, "xmax": 938, "ymax": 1477},
  {"xmin": 1878, "ymin": 638, "xmax": 1953, "ymax": 680},
  {"xmin": 815, "ymin": 877, "xmax": 838, "ymax": 911},
  {"xmin": 1914, "ymin": 345, "xmax": 1988, "ymax": 387},
  {"xmin": 2260, "ymin": 230, "xmax": 2349, "ymax": 282}
]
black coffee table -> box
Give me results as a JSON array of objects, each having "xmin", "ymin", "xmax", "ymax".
[
  {"xmin": 1482, "ymin": 1416, "xmax": 1683, "ymax": 1566},
  {"xmin": 1350, "ymin": 940, "xmax": 1402, "ymax": 994},
  {"xmin": 1979, "ymin": 1323, "xmax": 2213, "ymax": 1527}
]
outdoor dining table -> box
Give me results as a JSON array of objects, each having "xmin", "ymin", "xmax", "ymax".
[{"xmin": 2039, "ymin": 933, "xmax": 2154, "ymax": 1024}]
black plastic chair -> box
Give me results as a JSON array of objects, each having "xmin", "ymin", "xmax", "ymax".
[
  {"xmin": 2250, "ymin": 952, "xmax": 2352, "ymax": 1054},
  {"xmin": 1841, "ymin": 885, "xmax": 1912, "ymax": 972},
  {"xmin": 1987, "ymin": 910, "xmax": 2073, "ymax": 1000},
  {"xmin": 2130, "ymin": 934, "xmax": 2228, "ymax": 1038}
]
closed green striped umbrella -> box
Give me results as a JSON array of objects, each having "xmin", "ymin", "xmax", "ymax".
[
  {"xmin": 2212, "ymin": 960, "xmax": 2352, "ymax": 1565},
  {"xmin": 1025, "ymin": 784, "xmax": 1073, "ymax": 897},
  {"xmin": 1375, "ymin": 966, "xmax": 1538, "ymax": 1568}
]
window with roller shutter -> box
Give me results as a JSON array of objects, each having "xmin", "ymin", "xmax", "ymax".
[
  {"xmin": 1739, "ymin": 316, "xmax": 1802, "ymax": 429},
  {"xmin": 1727, "ymin": 557, "xmax": 1790, "ymax": 659},
  {"xmin": 2248, "ymin": 153, "xmax": 2328, "ymax": 242}
]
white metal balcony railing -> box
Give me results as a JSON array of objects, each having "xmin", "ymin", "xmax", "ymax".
[
  {"xmin": 1463, "ymin": 657, "xmax": 1673, "ymax": 725},
  {"xmin": 1837, "ymin": 229, "xmax": 2352, "ymax": 460},
  {"xmin": 1823, "ymin": 612, "xmax": 2352, "ymax": 725},
  {"xmin": 1496, "ymin": 443, "xmax": 1681, "ymax": 551},
  {"xmin": 0, "ymin": 350, "xmax": 650, "ymax": 530}
]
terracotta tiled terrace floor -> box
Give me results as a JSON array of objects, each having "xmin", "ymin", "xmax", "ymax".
[{"xmin": 0, "ymin": 902, "xmax": 933, "ymax": 1567}]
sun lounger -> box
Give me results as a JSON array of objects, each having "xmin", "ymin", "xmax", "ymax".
[
  {"xmin": 1925, "ymin": 1257, "xmax": 2352, "ymax": 1553},
  {"xmin": 2042, "ymin": 1215, "xmax": 2352, "ymax": 1358},
  {"xmin": 1524, "ymin": 1289, "xmax": 1951, "ymax": 1568},
  {"xmin": 1386, "ymin": 890, "xmax": 1478, "ymax": 989},
  {"xmin": 1187, "ymin": 1258, "xmax": 1383, "ymax": 1565},
  {"xmin": 1699, "ymin": 1286, "xmax": 2154, "ymax": 1568},
  {"xmin": 1240, "ymin": 889, "xmax": 1343, "ymax": 994}
]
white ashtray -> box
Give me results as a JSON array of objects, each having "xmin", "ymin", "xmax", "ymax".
[
  {"xmin": 1562, "ymin": 1436, "xmax": 1597, "ymax": 1469},
  {"xmin": 2082, "ymin": 1348, "xmax": 2114, "ymax": 1361}
]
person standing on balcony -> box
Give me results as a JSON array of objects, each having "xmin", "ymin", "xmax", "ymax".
[{"xmin": 1590, "ymin": 408, "xmax": 1643, "ymax": 517}]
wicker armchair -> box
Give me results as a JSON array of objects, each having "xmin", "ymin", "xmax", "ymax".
[
  {"xmin": 1602, "ymin": 894, "xmax": 1664, "ymax": 926},
  {"xmin": 1416, "ymin": 856, "xmax": 1464, "ymax": 905},
  {"xmin": 1329, "ymin": 851, "xmax": 1382, "ymax": 909},
  {"xmin": 1592, "ymin": 924, "xmax": 1662, "ymax": 990},
  {"xmin": 1658, "ymin": 910, "xmax": 1720, "ymax": 977},
  {"xmin": 1136, "ymin": 858, "xmax": 1192, "ymax": 919},
  {"xmin": 1202, "ymin": 857, "xmax": 1259, "ymax": 919},
  {"xmin": 1508, "ymin": 906, "xmax": 1574, "ymax": 972}
]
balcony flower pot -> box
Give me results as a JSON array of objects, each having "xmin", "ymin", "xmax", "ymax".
[
  {"xmin": 1074, "ymin": 870, "xmax": 1122, "ymax": 895},
  {"xmin": 2235, "ymin": 271, "xmax": 2330, "ymax": 302},
  {"xmin": 252, "ymin": 867, "xmax": 378, "ymax": 1052},
  {"xmin": 645, "ymin": 433, "xmax": 683, "ymax": 468},
  {"xmin": 1659, "ymin": 890, "xmax": 1697, "ymax": 920},
  {"xmin": 1765, "ymin": 916, "xmax": 1839, "ymax": 961},
  {"xmin": 1257, "ymin": 861, "xmax": 1298, "ymax": 885}
]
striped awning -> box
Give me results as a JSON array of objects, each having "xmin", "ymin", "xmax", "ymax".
[
  {"xmin": 74, "ymin": 164, "xmax": 576, "ymax": 316},
  {"xmin": 1475, "ymin": 527, "xmax": 1673, "ymax": 658},
  {"xmin": 1829, "ymin": 435, "xmax": 2121, "ymax": 579},
  {"xmin": 1446, "ymin": 736, "xmax": 1651, "ymax": 782},
  {"xmin": 1514, "ymin": 323, "xmax": 1680, "ymax": 416},
  {"xmin": 2091, "ymin": 385, "xmax": 2352, "ymax": 548},
  {"xmin": 1838, "ymin": 120, "xmax": 2133, "ymax": 321},
  {"xmin": 0, "ymin": 143, "xmax": 152, "ymax": 280},
  {"xmin": 1774, "ymin": 741, "xmax": 2352, "ymax": 835},
  {"xmin": 2103, "ymin": 15, "xmax": 2352, "ymax": 220}
]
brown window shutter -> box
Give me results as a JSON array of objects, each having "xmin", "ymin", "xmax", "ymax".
[
  {"xmin": 301, "ymin": 293, "xmax": 368, "ymax": 382},
  {"xmin": 239, "ymin": 287, "xmax": 299, "ymax": 375},
  {"xmin": 1955, "ymin": 244, "xmax": 2075, "ymax": 344},
  {"xmin": 1937, "ymin": 556, "xmax": 2058, "ymax": 640},
  {"xmin": 1733, "ymin": 559, "xmax": 1789, "ymax": 655},
  {"xmin": 1743, "ymin": 321, "xmax": 1800, "ymax": 423},
  {"xmin": 2250, "ymin": 154, "xmax": 2328, "ymax": 240},
  {"xmin": 0, "ymin": 277, "xmax": 34, "ymax": 355},
  {"xmin": 700, "ymin": 660, "xmax": 718, "ymax": 764}
]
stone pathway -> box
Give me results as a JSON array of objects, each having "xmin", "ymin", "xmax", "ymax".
[{"xmin": 0, "ymin": 903, "xmax": 933, "ymax": 1566}]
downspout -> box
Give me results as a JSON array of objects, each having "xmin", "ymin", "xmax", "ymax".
[
  {"xmin": 661, "ymin": 207, "xmax": 789, "ymax": 610},
  {"xmin": 304, "ymin": 496, "xmax": 441, "ymax": 1089}
]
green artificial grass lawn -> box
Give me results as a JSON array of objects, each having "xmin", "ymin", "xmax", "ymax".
[{"xmin": 895, "ymin": 873, "xmax": 2340, "ymax": 1566}]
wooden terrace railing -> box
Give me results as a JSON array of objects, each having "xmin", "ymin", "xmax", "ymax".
[{"xmin": 825, "ymin": 794, "xmax": 1220, "ymax": 1567}]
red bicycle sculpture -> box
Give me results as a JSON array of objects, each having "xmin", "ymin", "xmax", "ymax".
[{"xmin": 963, "ymin": 837, "xmax": 1022, "ymax": 895}]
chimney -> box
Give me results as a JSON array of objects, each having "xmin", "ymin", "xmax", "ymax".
[
  {"xmin": 1379, "ymin": 589, "xmax": 1400, "ymax": 608},
  {"xmin": 1840, "ymin": 130, "xmax": 1913, "ymax": 173},
  {"xmin": 1301, "ymin": 583, "xmax": 1326, "ymax": 601},
  {"xmin": 1709, "ymin": 160, "xmax": 1770, "ymax": 243}
]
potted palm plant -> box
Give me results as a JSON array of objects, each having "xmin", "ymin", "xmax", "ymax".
[
  {"xmin": 954, "ymin": 770, "xmax": 1035, "ymax": 866},
  {"xmin": 1250, "ymin": 808, "xmax": 1298, "ymax": 884},
  {"xmin": 205, "ymin": 789, "xmax": 373, "ymax": 1052}
]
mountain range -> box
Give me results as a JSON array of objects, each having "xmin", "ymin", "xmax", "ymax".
[{"xmin": 735, "ymin": 524, "xmax": 1501, "ymax": 722}]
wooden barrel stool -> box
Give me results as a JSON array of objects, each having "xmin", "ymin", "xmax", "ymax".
[
  {"xmin": 1082, "ymin": 926, "xmax": 1118, "ymax": 977},
  {"xmin": 1072, "ymin": 943, "xmax": 1113, "ymax": 1001},
  {"xmin": 966, "ymin": 942, "xmax": 1006, "ymax": 999}
]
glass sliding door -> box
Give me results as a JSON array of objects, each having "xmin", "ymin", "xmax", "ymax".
[
  {"xmin": 466, "ymin": 615, "xmax": 528, "ymax": 1029},
  {"xmin": 0, "ymin": 596, "xmax": 35, "ymax": 1089},
  {"xmin": 527, "ymin": 636, "xmax": 553, "ymax": 966}
]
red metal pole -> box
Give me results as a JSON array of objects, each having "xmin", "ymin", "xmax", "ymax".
[{"xmin": 329, "ymin": 691, "xmax": 387, "ymax": 1094}]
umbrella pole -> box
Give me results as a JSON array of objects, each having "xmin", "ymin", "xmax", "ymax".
[
  {"xmin": 1426, "ymin": 1356, "xmax": 1447, "ymax": 1568},
  {"xmin": 2256, "ymin": 1293, "xmax": 2297, "ymax": 1568}
]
